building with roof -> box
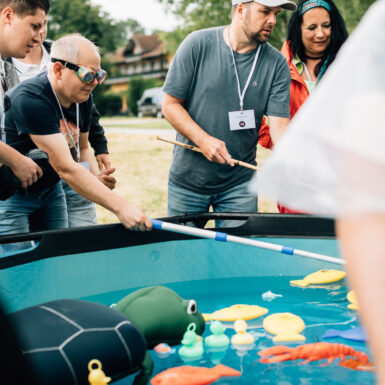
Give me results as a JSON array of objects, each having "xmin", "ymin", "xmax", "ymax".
[{"xmin": 105, "ymin": 34, "xmax": 171, "ymax": 112}]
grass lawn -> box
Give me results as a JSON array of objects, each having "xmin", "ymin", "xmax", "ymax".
[{"xmin": 96, "ymin": 118, "xmax": 278, "ymax": 224}]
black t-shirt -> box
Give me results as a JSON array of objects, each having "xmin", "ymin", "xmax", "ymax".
[{"xmin": 4, "ymin": 71, "xmax": 92, "ymax": 157}]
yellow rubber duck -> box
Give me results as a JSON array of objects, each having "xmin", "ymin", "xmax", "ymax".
[
  {"xmin": 347, "ymin": 290, "xmax": 360, "ymax": 310},
  {"xmin": 263, "ymin": 313, "xmax": 306, "ymax": 342},
  {"xmin": 88, "ymin": 359, "xmax": 111, "ymax": 385}
]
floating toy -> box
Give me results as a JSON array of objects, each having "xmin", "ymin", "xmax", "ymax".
[
  {"xmin": 262, "ymin": 291, "xmax": 283, "ymax": 302},
  {"xmin": 339, "ymin": 358, "xmax": 375, "ymax": 372},
  {"xmin": 115, "ymin": 286, "xmax": 205, "ymax": 347},
  {"xmin": 150, "ymin": 364, "xmax": 241, "ymax": 385},
  {"xmin": 179, "ymin": 323, "xmax": 204, "ymax": 359},
  {"xmin": 154, "ymin": 343, "xmax": 174, "ymax": 356},
  {"xmin": 88, "ymin": 360, "xmax": 111, "ymax": 385},
  {"xmin": 263, "ymin": 313, "xmax": 305, "ymax": 342},
  {"xmin": 203, "ymin": 304, "xmax": 268, "ymax": 322},
  {"xmin": 347, "ymin": 290, "xmax": 360, "ymax": 310},
  {"xmin": 231, "ymin": 319, "xmax": 255, "ymax": 345},
  {"xmin": 290, "ymin": 269, "xmax": 346, "ymax": 288},
  {"xmin": 205, "ymin": 320, "xmax": 230, "ymax": 348},
  {"xmin": 322, "ymin": 326, "xmax": 367, "ymax": 342},
  {"xmin": 8, "ymin": 299, "xmax": 146, "ymax": 385},
  {"xmin": 259, "ymin": 342, "xmax": 368, "ymax": 366}
]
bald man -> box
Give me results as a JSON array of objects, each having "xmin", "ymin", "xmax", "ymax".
[{"xmin": 0, "ymin": 33, "xmax": 152, "ymax": 234}]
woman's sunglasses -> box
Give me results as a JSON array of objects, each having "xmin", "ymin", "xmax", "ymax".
[{"xmin": 51, "ymin": 58, "xmax": 107, "ymax": 85}]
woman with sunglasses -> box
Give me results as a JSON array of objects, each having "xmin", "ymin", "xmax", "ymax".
[
  {"xmin": 258, "ymin": 0, "xmax": 348, "ymax": 213},
  {"xmin": 4, "ymin": 26, "xmax": 115, "ymax": 228}
]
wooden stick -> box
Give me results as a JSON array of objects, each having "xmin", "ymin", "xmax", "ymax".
[{"xmin": 156, "ymin": 136, "xmax": 258, "ymax": 171}]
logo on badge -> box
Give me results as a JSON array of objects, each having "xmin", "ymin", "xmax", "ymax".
[{"xmin": 239, "ymin": 121, "xmax": 246, "ymax": 128}]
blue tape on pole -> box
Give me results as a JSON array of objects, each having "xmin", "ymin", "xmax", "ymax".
[
  {"xmin": 151, "ymin": 219, "xmax": 163, "ymax": 230},
  {"xmin": 215, "ymin": 232, "xmax": 228, "ymax": 242},
  {"xmin": 282, "ymin": 246, "xmax": 294, "ymax": 255}
]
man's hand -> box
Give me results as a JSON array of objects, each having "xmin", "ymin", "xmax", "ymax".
[
  {"xmin": 9, "ymin": 155, "xmax": 43, "ymax": 188},
  {"xmin": 196, "ymin": 135, "xmax": 235, "ymax": 166},
  {"xmin": 117, "ymin": 203, "xmax": 153, "ymax": 231},
  {"xmin": 98, "ymin": 167, "xmax": 116, "ymax": 190},
  {"xmin": 96, "ymin": 153, "xmax": 112, "ymax": 171}
]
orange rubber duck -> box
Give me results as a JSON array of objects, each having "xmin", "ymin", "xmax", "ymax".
[{"xmin": 151, "ymin": 364, "xmax": 241, "ymax": 385}]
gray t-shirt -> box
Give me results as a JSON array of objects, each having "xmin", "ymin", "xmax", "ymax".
[{"xmin": 164, "ymin": 26, "xmax": 290, "ymax": 194}]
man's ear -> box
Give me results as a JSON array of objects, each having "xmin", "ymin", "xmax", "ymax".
[
  {"xmin": 52, "ymin": 62, "xmax": 64, "ymax": 80},
  {"xmin": 1, "ymin": 7, "xmax": 15, "ymax": 25}
]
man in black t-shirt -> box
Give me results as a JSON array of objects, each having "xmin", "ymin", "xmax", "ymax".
[{"xmin": 0, "ymin": 34, "xmax": 152, "ymax": 234}]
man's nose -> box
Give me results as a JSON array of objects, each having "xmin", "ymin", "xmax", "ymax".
[{"xmin": 267, "ymin": 13, "xmax": 277, "ymax": 25}]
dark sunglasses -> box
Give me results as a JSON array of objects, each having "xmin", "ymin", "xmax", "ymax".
[{"xmin": 51, "ymin": 58, "xmax": 107, "ymax": 85}]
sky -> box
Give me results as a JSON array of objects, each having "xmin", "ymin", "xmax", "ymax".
[{"xmin": 90, "ymin": 0, "xmax": 180, "ymax": 33}]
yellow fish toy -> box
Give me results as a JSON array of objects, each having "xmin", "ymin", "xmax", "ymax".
[{"xmin": 290, "ymin": 269, "xmax": 346, "ymax": 288}]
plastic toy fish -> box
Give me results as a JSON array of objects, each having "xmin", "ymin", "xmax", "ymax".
[
  {"xmin": 154, "ymin": 343, "xmax": 174, "ymax": 355},
  {"xmin": 203, "ymin": 304, "xmax": 268, "ymax": 322},
  {"xmin": 150, "ymin": 364, "xmax": 241, "ymax": 385},
  {"xmin": 322, "ymin": 326, "xmax": 367, "ymax": 342},
  {"xmin": 347, "ymin": 290, "xmax": 359, "ymax": 310},
  {"xmin": 263, "ymin": 312, "xmax": 305, "ymax": 342},
  {"xmin": 290, "ymin": 269, "xmax": 346, "ymax": 288},
  {"xmin": 259, "ymin": 342, "xmax": 368, "ymax": 365},
  {"xmin": 88, "ymin": 359, "xmax": 111, "ymax": 385}
]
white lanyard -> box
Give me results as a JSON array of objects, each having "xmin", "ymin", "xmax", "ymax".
[
  {"xmin": 47, "ymin": 75, "xmax": 80, "ymax": 162},
  {"xmin": 302, "ymin": 62, "xmax": 316, "ymax": 91},
  {"xmin": 227, "ymin": 26, "xmax": 261, "ymax": 111}
]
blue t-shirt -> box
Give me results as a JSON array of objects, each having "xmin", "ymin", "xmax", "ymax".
[
  {"xmin": 163, "ymin": 27, "xmax": 291, "ymax": 194},
  {"xmin": 5, "ymin": 71, "xmax": 92, "ymax": 158}
]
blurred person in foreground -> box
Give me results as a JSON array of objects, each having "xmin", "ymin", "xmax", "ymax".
[
  {"xmin": 0, "ymin": 34, "xmax": 151, "ymax": 234},
  {"xmin": 258, "ymin": 0, "xmax": 348, "ymax": 213},
  {"xmin": 251, "ymin": 1, "xmax": 385, "ymax": 382}
]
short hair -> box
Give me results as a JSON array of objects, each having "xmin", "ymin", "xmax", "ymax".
[
  {"xmin": 287, "ymin": 0, "xmax": 348, "ymax": 77},
  {"xmin": 50, "ymin": 33, "xmax": 100, "ymax": 64},
  {"xmin": 0, "ymin": 0, "xmax": 50, "ymax": 16}
]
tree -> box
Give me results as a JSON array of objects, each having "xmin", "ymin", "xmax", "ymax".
[
  {"xmin": 48, "ymin": 0, "xmax": 119, "ymax": 53},
  {"xmin": 158, "ymin": 0, "xmax": 377, "ymax": 53}
]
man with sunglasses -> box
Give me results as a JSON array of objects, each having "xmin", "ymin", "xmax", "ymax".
[
  {"xmin": 0, "ymin": 0, "xmax": 49, "ymax": 199},
  {"xmin": 0, "ymin": 34, "xmax": 152, "ymax": 233},
  {"xmin": 3, "ymin": 14, "xmax": 114, "ymax": 228}
]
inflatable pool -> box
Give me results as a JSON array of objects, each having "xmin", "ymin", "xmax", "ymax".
[{"xmin": 0, "ymin": 213, "xmax": 375, "ymax": 384}]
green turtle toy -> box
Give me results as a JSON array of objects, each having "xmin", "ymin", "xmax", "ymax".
[{"xmin": 114, "ymin": 286, "xmax": 205, "ymax": 384}]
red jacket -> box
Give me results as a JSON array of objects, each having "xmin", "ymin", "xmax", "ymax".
[{"xmin": 258, "ymin": 41, "xmax": 309, "ymax": 213}]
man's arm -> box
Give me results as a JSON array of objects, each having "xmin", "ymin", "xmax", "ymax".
[
  {"xmin": 0, "ymin": 141, "xmax": 42, "ymax": 187},
  {"xmin": 162, "ymin": 93, "xmax": 234, "ymax": 166},
  {"xmin": 79, "ymin": 132, "xmax": 116, "ymax": 190},
  {"xmin": 268, "ymin": 115, "xmax": 290, "ymax": 145},
  {"xmin": 30, "ymin": 133, "xmax": 151, "ymax": 231}
]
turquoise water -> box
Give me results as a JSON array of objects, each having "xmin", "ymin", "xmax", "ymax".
[{"xmin": 83, "ymin": 275, "xmax": 375, "ymax": 384}]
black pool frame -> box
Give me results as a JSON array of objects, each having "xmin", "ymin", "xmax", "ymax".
[{"xmin": 0, "ymin": 213, "xmax": 335, "ymax": 269}]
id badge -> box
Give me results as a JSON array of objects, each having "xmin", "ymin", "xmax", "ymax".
[
  {"xmin": 228, "ymin": 109, "xmax": 256, "ymax": 131},
  {"xmin": 80, "ymin": 161, "xmax": 90, "ymax": 171}
]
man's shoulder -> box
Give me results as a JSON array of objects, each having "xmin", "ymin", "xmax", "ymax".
[
  {"xmin": 185, "ymin": 26, "xmax": 223, "ymax": 45},
  {"xmin": 8, "ymin": 72, "xmax": 50, "ymax": 99},
  {"xmin": 262, "ymin": 43, "xmax": 286, "ymax": 63}
]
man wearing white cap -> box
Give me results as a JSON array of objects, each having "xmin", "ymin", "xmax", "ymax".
[{"xmin": 162, "ymin": 0, "xmax": 297, "ymax": 227}]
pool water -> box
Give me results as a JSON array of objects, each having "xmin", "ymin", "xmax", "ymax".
[{"xmin": 83, "ymin": 275, "xmax": 376, "ymax": 385}]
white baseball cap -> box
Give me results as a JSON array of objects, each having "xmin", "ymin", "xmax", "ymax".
[{"xmin": 232, "ymin": 0, "xmax": 297, "ymax": 11}]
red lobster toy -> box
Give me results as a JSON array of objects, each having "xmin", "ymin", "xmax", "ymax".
[{"xmin": 259, "ymin": 342, "xmax": 369, "ymax": 366}]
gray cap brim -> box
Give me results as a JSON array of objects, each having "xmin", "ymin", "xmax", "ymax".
[{"xmin": 232, "ymin": 0, "xmax": 297, "ymax": 11}]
